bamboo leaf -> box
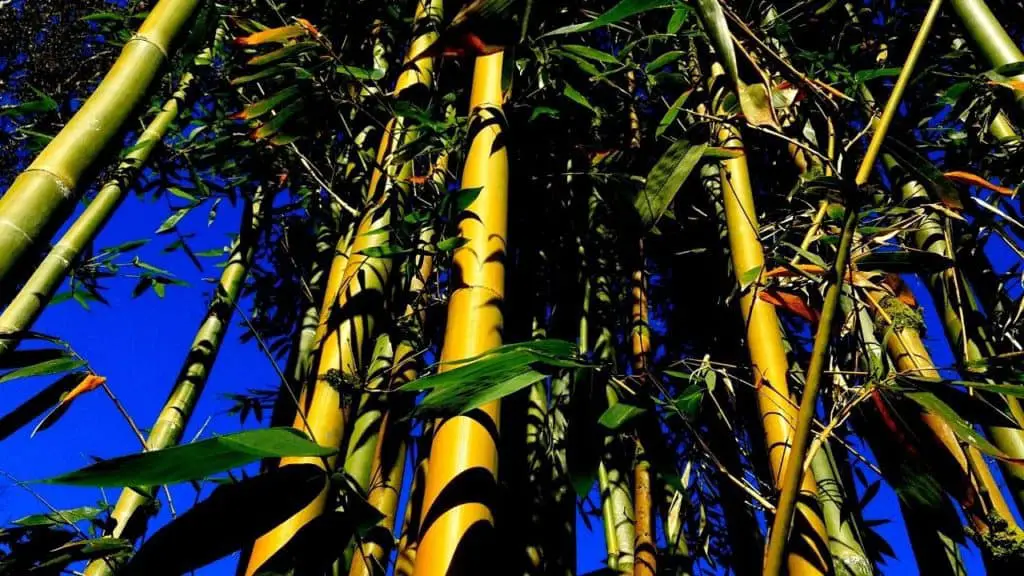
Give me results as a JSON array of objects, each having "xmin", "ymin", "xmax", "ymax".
[
  {"xmin": 542, "ymin": 0, "xmax": 677, "ymax": 37},
  {"xmin": 882, "ymin": 138, "xmax": 965, "ymax": 209},
  {"xmin": 0, "ymin": 372, "xmax": 87, "ymax": 442},
  {"xmin": 0, "ymin": 356, "xmax": 86, "ymax": 385},
  {"xmin": 39, "ymin": 428, "xmax": 336, "ymax": 487},
  {"xmin": 247, "ymin": 42, "xmax": 318, "ymax": 67},
  {"xmin": 656, "ymin": 89, "xmax": 692, "ymax": 138},
  {"xmin": 903, "ymin": 391, "xmax": 1020, "ymax": 462},
  {"xmin": 13, "ymin": 506, "xmax": 107, "ymax": 527},
  {"xmin": 336, "ymin": 64, "xmax": 386, "ymax": 81},
  {"xmin": 237, "ymin": 86, "xmax": 301, "ymax": 121},
  {"xmin": 404, "ymin": 340, "xmax": 587, "ymax": 418},
  {"xmin": 672, "ymin": 384, "xmax": 703, "ymax": 420},
  {"xmin": 693, "ymin": 0, "xmax": 737, "ymax": 84},
  {"xmin": 646, "ymin": 50, "xmax": 686, "ymax": 73},
  {"xmin": 598, "ymin": 403, "xmax": 646, "ymax": 430},
  {"xmin": 563, "ymin": 83, "xmax": 598, "ymax": 114},
  {"xmin": 235, "ymin": 25, "xmax": 306, "ymax": 46},
  {"xmin": 634, "ymin": 138, "xmax": 708, "ymax": 230},
  {"xmin": 0, "ymin": 348, "xmax": 71, "ymax": 370},
  {"xmin": 122, "ymin": 464, "xmax": 329, "ymax": 576},
  {"xmin": 560, "ymin": 44, "xmax": 622, "ymax": 65}
]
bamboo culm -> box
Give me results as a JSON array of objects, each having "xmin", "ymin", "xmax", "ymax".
[{"xmin": 0, "ymin": 0, "xmax": 202, "ymax": 288}]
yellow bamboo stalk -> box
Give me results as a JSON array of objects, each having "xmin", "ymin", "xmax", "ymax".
[
  {"xmin": 241, "ymin": 3, "xmax": 442, "ymax": 572},
  {"xmin": 411, "ymin": 50, "xmax": 508, "ymax": 576},
  {"xmin": 712, "ymin": 70, "xmax": 830, "ymax": 575}
]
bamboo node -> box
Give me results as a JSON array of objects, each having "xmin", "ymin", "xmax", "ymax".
[{"xmin": 129, "ymin": 33, "xmax": 170, "ymax": 60}]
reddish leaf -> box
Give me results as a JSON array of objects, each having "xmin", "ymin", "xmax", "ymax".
[{"xmin": 758, "ymin": 288, "xmax": 820, "ymax": 323}]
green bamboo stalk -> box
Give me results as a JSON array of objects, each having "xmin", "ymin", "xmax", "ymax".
[
  {"xmin": 950, "ymin": 0, "xmax": 1024, "ymax": 110},
  {"xmin": 0, "ymin": 72, "xmax": 195, "ymax": 357},
  {"xmin": 586, "ymin": 186, "xmax": 635, "ymax": 574},
  {"xmin": 83, "ymin": 189, "xmax": 267, "ymax": 576},
  {"xmin": 764, "ymin": 3, "xmax": 943, "ymax": 571},
  {"xmin": 0, "ymin": 0, "xmax": 202, "ymax": 288},
  {"xmin": 809, "ymin": 444, "xmax": 872, "ymax": 576},
  {"xmin": 548, "ymin": 368, "xmax": 576, "ymax": 576}
]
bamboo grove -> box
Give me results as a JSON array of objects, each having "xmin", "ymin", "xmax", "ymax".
[{"xmin": 6, "ymin": 0, "xmax": 1024, "ymax": 574}]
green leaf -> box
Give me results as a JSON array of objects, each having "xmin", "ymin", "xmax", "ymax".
[
  {"xmin": 39, "ymin": 428, "xmax": 337, "ymax": 487},
  {"xmin": 230, "ymin": 64, "xmax": 294, "ymax": 86},
  {"xmin": 404, "ymin": 340, "xmax": 588, "ymax": 418},
  {"xmin": 903, "ymin": 391, "xmax": 1018, "ymax": 462},
  {"xmin": 435, "ymin": 236, "xmax": 469, "ymax": 252},
  {"xmin": 542, "ymin": 0, "xmax": 677, "ymax": 37},
  {"xmin": 563, "ymin": 83, "xmax": 598, "ymax": 114},
  {"xmin": 156, "ymin": 206, "xmax": 193, "ymax": 234},
  {"xmin": 852, "ymin": 68, "xmax": 901, "ymax": 85},
  {"xmin": 992, "ymin": 62, "xmax": 1024, "ymax": 78},
  {"xmin": 81, "ymin": 11, "xmax": 124, "ymax": 21},
  {"xmin": 598, "ymin": 403, "xmax": 646, "ymax": 430},
  {"xmin": 0, "ymin": 356, "xmax": 86, "ymax": 385},
  {"xmin": 852, "ymin": 250, "xmax": 955, "ymax": 273},
  {"xmin": 247, "ymin": 41, "xmax": 318, "ymax": 67},
  {"xmin": 666, "ymin": 7, "xmax": 690, "ymax": 33},
  {"xmin": 336, "ymin": 64, "xmax": 386, "ymax": 81},
  {"xmin": 529, "ymin": 106, "xmax": 561, "ymax": 122},
  {"xmin": 646, "ymin": 50, "xmax": 686, "ymax": 73},
  {"xmin": 656, "ymin": 89, "xmax": 692, "ymax": 137},
  {"xmin": 13, "ymin": 506, "xmax": 106, "ymax": 527},
  {"xmin": 358, "ymin": 245, "xmax": 414, "ymax": 259},
  {"xmin": 694, "ymin": 0, "xmax": 737, "ymax": 84},
  {"xmin": 634, "ymin": 138, "xmax": 707, "ymax": 230},
  {"xmin": 0, "ymin": 348, "xmax": 71, "ymax": 370},
  {"xmin": 239, "ymin": 86, "xmax": 301, "ymax": 121},
  {"xmin": 254, "ymin": 99, "xmax": 305, "ymax": 140},
  {"xmin": 560, "ymin": 44, "xmax": 622, "ymax": 65},
  {"xmin": 739, "ymin": 265, "xmax": 762, "ymax": 291},
  {"xmin": 672, "ymin": 384, "xmax": 703, "ymax": 420}
]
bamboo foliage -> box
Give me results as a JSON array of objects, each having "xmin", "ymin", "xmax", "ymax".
[{"xmin": 0, "ymin": 0, "xmax": 203, "ymax": 289}]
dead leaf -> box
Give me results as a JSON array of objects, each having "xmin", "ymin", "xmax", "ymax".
[{"xmin": 944, "ymin": 170, "xmax": 1015, "ymax": 197}]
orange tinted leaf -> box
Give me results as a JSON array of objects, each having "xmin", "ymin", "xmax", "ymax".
[
  {"xmin": 944, "ymin": 170, "xmax": 1015, "ymax": 197},
  {"xmin": 60, "ymin": 374, "xmax": 107, "ymax": 405},
  {"xmin": 235, "ymin": 25, "xmax": 306, "ymax": 46},
  {"xmin": 294, "ymin": 18, "xmax": 321, "ymax": 40},
  {"xmin": 759, "ymin": 289, "xmax": 820, "ymax": 323}
]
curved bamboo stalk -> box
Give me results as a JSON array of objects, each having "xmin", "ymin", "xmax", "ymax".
[
  {"xmin": 0, "ymin": 0, "xmax": 202, "ymax": 288},
  {"xmin": 242, "ymin": 2, "xmax": 442, "ymax": 571},
  {"xmin": 765, "ymin": 3, "xmax": 943, "ymax": 570},
  {"xmin": 0, "ymin": 72, "xmax": 194, "ymax": 357},
  {"xmin": 586, "ymin": 184, "xmax": 635, "ymax": 575},
  {"xmin": 411, "ymin": 50, "xmax": 508, "ymax": 576},
  {"xmin": 83, "ymin": 189, "xmax": 266, "ymax": 576},
  {"xmin": 709, "ymin": 69, "xmax": 830, "ymax": 575}
]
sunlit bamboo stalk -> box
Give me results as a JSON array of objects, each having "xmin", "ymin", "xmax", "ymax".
[
  {"xmin": 709, "ymin": 66, "xmax": 830, "ymax": 575},
  {"xmin": 242, "ymin": 3, "xmax": 442, "ymax": 571},
  {"xmin": 411, "ymin": 50, "xmax": 508, "ymax": 576}
]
